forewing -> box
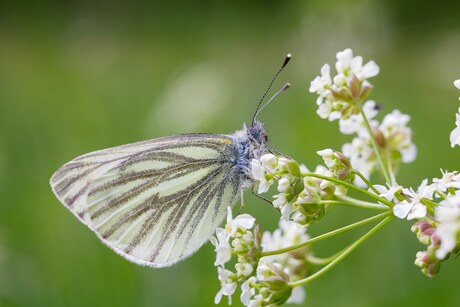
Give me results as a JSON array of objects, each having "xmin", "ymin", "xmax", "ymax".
[{"xmin": 50, "ymin": 134, "xmax": 242, "ymax": 267}]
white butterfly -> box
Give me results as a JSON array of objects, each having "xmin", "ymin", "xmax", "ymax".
[{"xmin": 50, "ymin": 55, "xmax": 291, "ymax": 268}]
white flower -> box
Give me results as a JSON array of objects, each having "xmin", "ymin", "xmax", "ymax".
[
  {"xmin": 309, "ymin": 64, "xmax": 332, "ymax": 105},
  {"xmin": 435, "ymin": 196, "xmax": 460, "ymax": 259},
  {"xmin": 454, "ymin": 79, "xmax": 460, "ymax": 100},
  {"xmin": 403, "ymin": 179, "xmax": 434, "ymax": 202},
  {"xmin": 272, "ymin": 193, "xmax": 295, "ymax": 220},
  {"xmin": 214, "ymin": 267, "xmax": 237, "ymax": 304},
  {"xmin": 393, "ymin": 200, "xmax": 427, "ymax": 220},
  {"xmin": 449, "ymin": 107, "xmax": 460, "ymax": 147},
  {"xmin": 261, "ymin": 219, "xmax": 310, "ymax": 266},
  {"xmin": 338, "ymin": 100, "xmax": 379, "ymax": 136},
  {"xmin": 232, "ymin": 232, "xmax": 254, "ymax": 253},
  {"xmin": 210, "ymin": 228, "xmax": 231, "ymax": 266},
  {"xmin": 277, "ymin": 177, "xmax": 290, "ymax": 193},
  {"xmin": 225, "ymin": 207, "xmax": 255, "ymax": 237},
  {"xmin": 374, "ymin": 184, "xmax": 403, "ymax": 201},
  {"xmin": 393, "ymin": 180, "xmax": 431, "ymax": 220},
  {"xmin": 432, "ymin": 170, "xmax": 460, "ymax": 192},
  {"xmin": 342, "ymin": 137, "xmax": 375, "ymax": 186},
  {"xmin": 236, "ymin": 262, "xmax": 253, "ymax": 278},
  {"xmin": 318, "ymin": 102, "xmax": 342, "ymax": 121},
  {"xmin": 317, "ymin": 148, "xmax": 335, "ymax": 168},
  {"xmin": 240, "ymin": 278, "xmax": 256, "ymax": 306},
  {"xmin": 335, "ymin": 48, "xmax": 353, "ymax": 75},
  {"xmin": 380, "ymin": 110, "xmax": 416, "ymax": 163},
  {"xmin": 251, "ymin": 154, "xmax": 278, "ymax": 193},
  {"xmin": 260, "ymin": 154, "xmax": 278, "ymax": 171},
  {"xmin": 335, "ymin": 48, "xmax": 379, "ymax": 81},
  {"xmin": 287, "ymin": 286, "xmax": 307, "ymax": 304},
  {"xmin": 251, "ymin": 159, "xmax": 273, "ymax": 193}
]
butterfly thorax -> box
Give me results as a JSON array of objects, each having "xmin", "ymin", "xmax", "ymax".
[{"xmin": 231, "ymin": 120, "xmax": 268, "ymax": 180}]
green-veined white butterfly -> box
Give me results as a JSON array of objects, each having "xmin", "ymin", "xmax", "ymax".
[{"xmin": 50, "ymin": 54, "xmax": 291, "ymax": 268}]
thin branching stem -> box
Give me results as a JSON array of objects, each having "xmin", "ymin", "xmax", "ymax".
[
  {"xmin": 289, "ymin": 216, "xmax": 394, "ymax": 287},
  {"xmin": 259, "ymin": 211, "xmax": 392, "ymax": 257},
  {"xmin": 358, "ymin": 107, "xmax": 392, "ymax": 185},
  {"xmin": 303, "ymin": 172, "xmax": 394, "ymax": 208},
  {"xmin": 353, "ymin": 170, "xmax": 379, "ymax": 194}
]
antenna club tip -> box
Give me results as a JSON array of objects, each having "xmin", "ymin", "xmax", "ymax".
[
  {"xmin": 282, "ymin": 53, "xmax": 292, "ymax": 68},
  {"xmin": 282, "ymin": 82, "xmax": 291, "ymax": 90}
]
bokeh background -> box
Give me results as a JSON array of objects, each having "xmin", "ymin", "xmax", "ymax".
[{"xmin": 1, "ymin": 1, "xmax": 460, "ymax": 306}]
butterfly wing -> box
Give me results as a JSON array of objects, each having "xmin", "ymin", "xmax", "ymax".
[{"xmin": 50, "ymin": 134, "xmax": 245, "ymax": 267}]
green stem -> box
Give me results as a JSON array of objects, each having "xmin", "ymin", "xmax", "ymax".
[
  {"xmin": 353, "ymin": 170, "xmax": 379, "ymax": 194},
  {"xmin": 333, "ymin": 195, "xmax": 387, "ymax": 210},
  {"xmin": 289, "ymin": 216, "xmax": 394, "ymax": 287},
  {"xmin": 304, "ymin": 172, "xmax": 394, "ymax": 208},
  {"xmin": 322, "ymin": 200, "xmax": 387, "ymax": 211},
  {"xmin": 306, "ymin": 247, "xmax": 349, "ymax": 266},
  {"xmin": 385, "ymin": 151, "xmax": 397, "ymax": 186},
  {"xmin": 421, "ymin": 198, "xmax": 437, "ymax": 210},
  {"xmin": 259, "ymin": 211, "xmax": 392, "ymax": 257},
  {"xmin": 435, "ymin": 190, "xmax": 448, "ymax": 200},
  {"xmin": 358, "ymin": 107, "xmax": 392, "ymax": 185}
]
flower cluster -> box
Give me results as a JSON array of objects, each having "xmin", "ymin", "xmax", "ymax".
[
  {"xmin": 242, "ymin": 220, "xmax": 310, "ymax": 306},
  {"xmin": 374, "ymin": 170, "xmax": 460, "ymax": 277},
  {"xmin": 343, "ymin": 107, "xmax": 416, "ymax": 184},
  {"xmin": 209, "ymin": 50, "xmax": 460, "ymax": 306},
  {"xmin": 310, "ymin": 49, "xmax": 416, "ymax": 185},
  {"xmin": 251, "ymin": 154, "xmax": 337, "ymax": 226},
  {"xmin": 212, "ymin": 208, "xmax": 310, "ymax": 306},
  {"xmin": 309, "ymin": 48, "xmax": 379, "ymax": 121},
  {"xmin": 450, "ymin": 79, "xmax": 460, "ymax": 147},
  {"xmin": 211, "ymin": 207, "xmax": 258, "ymax": 304}
]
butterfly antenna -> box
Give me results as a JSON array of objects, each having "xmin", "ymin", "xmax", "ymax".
[
  {"xmin": 253, "ymin": 82, "xmax": 290, "ymax": 120},
  {"xmin": 251, "ymin": 53, "xmax": 292, "ymax": 125}
]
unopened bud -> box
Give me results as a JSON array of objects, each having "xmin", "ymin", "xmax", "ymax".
[
  {"xmin": 349, "ymin": 74, "xmax": 361, "ymax": 99},
  {"xmin": 411, "ymin": 221, "xmax": 436, "ymax": 245},
  {"xmin": 373, "ymin": 128, "xmax": 386, "ymax": 148},
  {"xmin": 360, "ymin": 82, "xmax": 373, "ymax": 101},
  {"xmin": 335, "ymin": 151, "xmax": 351, "ymax": 169},
  {"xmin": 279, "ymin": 158, "xmax": 302, "ymax": 178},
  {"xmin": 415, "ymin": 251, "xmax": 440, "ymax": 278}
]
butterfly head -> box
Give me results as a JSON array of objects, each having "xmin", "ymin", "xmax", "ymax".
[{"xmin": 247, "ymin": 120, "xmax": 267, "ymax": 145}]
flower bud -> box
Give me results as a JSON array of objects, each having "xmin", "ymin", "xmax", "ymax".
[
  {"xmin": 414, "ymin": 251, "xmax": 440, "ymax": 278},
  {"xmin": 349, "ymin": 74, "xmax": 361, "ymax": 99},
  {"xmin": 317, "ymin": 149, "xmax": 354, "ymax": 183},
  {"xmin": 411, "ymin": 221, "xmax": 435, "ymax": 245},
  {"xmin": 279, "ymin": 157, "xmax": 302, "ymax": 178},
  {"xmin": 359, "ymin": 81, "xmax": 373, "ymax": 101},
  {"xmin": 373, "ymin": 127, "xmax": 386, "ymax": 148}
]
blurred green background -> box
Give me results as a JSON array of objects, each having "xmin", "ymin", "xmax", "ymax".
[{"xmin": 1, "ymin": 1, "xmax": 460, "ymax": 306}]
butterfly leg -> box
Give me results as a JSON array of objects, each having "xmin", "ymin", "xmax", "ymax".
[
  {"xmin": 237, "ymin": 188, "xmax": 245, "ymax": 215},
  {"xmin": 251, "ymin": 189, "xmax": 274, "ymax": 206}
]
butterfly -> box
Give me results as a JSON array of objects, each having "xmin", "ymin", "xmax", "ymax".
[{"xmin": 50, "ymin": 54, "xmax": 291, "ymax": 268}]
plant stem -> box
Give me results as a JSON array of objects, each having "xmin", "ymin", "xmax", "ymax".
[
  {"xmin": 385, "ymin": 151, "xmax": 397, "ymax": 186},
  {"xmin": 307, "ymin": 247, "xmax": 348, "ymax": 266},
  {"xmin": 358, "ymin": 107, "xmax": 392, "ymax": 185},
  {"xmin": 353, "ymin": 170, "xmax": 379, "ymax": 194},
  {"xmin": 435, "ymin": 190, "xmax": 448, "ymax": 200},
  {"xmin": 333, "ymin": 195, "xmax": 387, "ymax": 210},
  {"xmin": 259, "ymin": 211, "xmax": 392, "ymax": 258},
  {"xmin": 304, "ymin": 172, "xmax": 394, "ymax": 208},
  {"xmin": 289, "ymin": 216, "xmax": 394, "ymax": 287},
  {"xmin": 322, "ymin": 200, "xmax": 387, "ymax": 211}
]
